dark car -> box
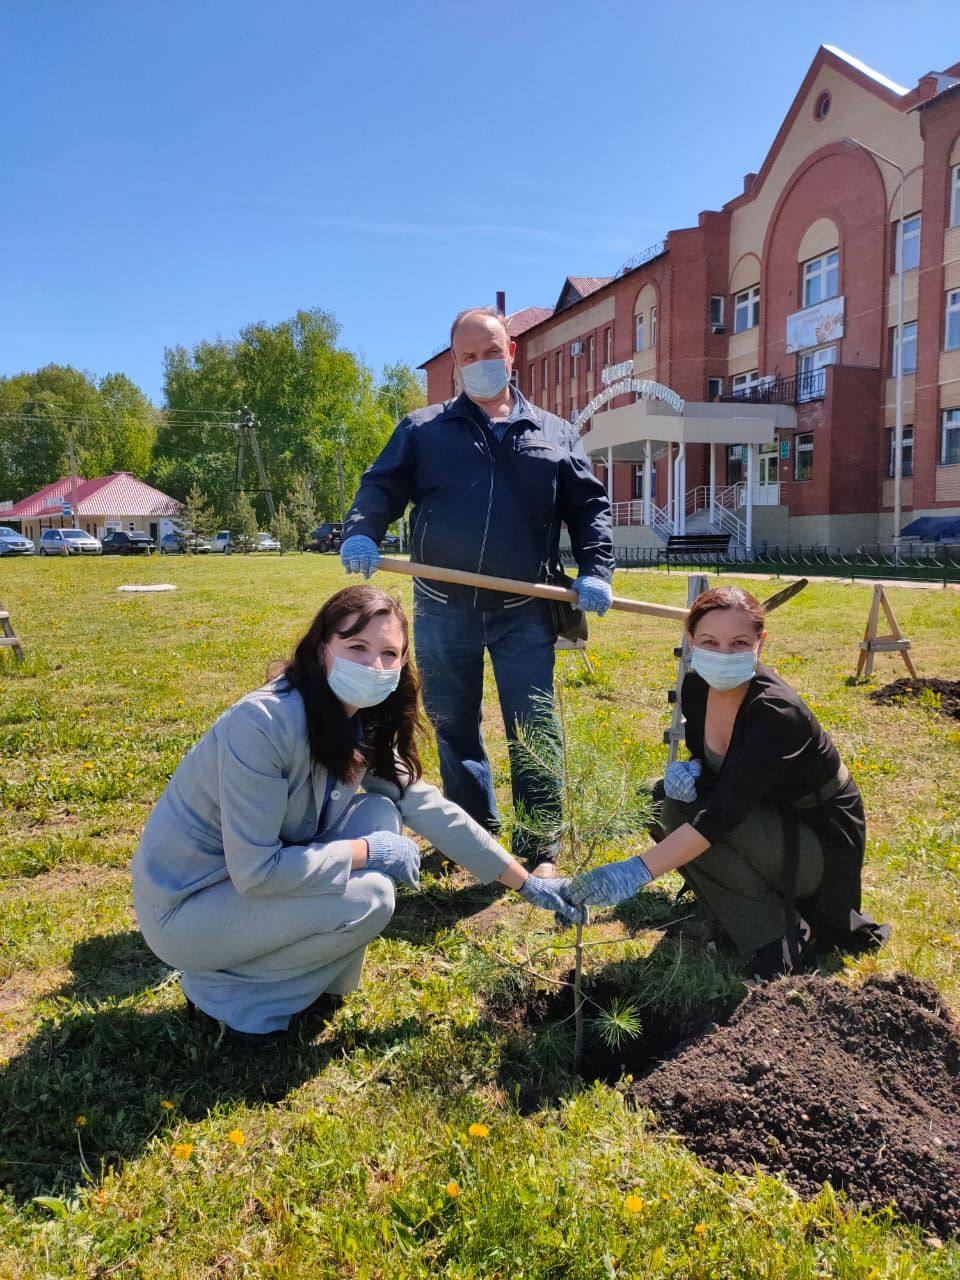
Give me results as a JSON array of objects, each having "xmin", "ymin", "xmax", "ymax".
[
  {"xmin": 101, "ymin": 530, "xmax": 156, "ymax": 556},
  {"xmin": 379, "ymin": 534, "xmax": 401, "ymax": 552},
  {"xmin": 307, "ymin": 522, "xmax": 344, "ymax": 553}
]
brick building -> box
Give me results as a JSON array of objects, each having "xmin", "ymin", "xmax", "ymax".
[{"xmin": 421, "ymin": 46, "xmax": 960, "ymax": 552}]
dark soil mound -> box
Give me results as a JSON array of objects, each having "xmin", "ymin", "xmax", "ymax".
[
  {"xmin": 631, "ymin": 972, "xmax": 960, "ymax": 1237},
  {"xmin": 869, "ymin": 677, "xmax": 960, "ymax": 721}
]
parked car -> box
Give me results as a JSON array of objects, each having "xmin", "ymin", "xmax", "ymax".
[
  {"xmin": 256, "ymin": 531, "xmax": 281, "ymax": 552},
  {"xmin": 39, "ymin": 528, "xmax": 102, "ymax": 556},
  {"xmin": 159, "ymin": 531, "xmax": 212, "ymax": 554},
  {"xmin": 101, "ymin": 530, "xmax": 156, "ymax": 556},
  {"xmin": 0, "ymin": 527, "xmax": 35, "ymax": 556},
  {"xmin": 211, "ymin": 530, "xmax": 256, "ymax": 554},
  {"xmin": 379, "ymin": 533, "xmax": 401, "ymax": 552},
  {"xmin": 306, "ymin": 522, "xmax": 343, "ymax": 553}
]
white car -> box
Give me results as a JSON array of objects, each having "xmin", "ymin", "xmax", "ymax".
[
  {"xmin": 256, "ymin": 531, "xmax": 281, "ymax": 552},
  {"xmin": 39, "ymin": 528, "xmax": 102, "ymax": 556},
  {"xmin": 0, "ymin": 527, "xmax": 34, "ymax": 556}
]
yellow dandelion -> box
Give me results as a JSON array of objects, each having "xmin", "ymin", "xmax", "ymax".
[
  {"xmin": 660, "ymin": 1191, "xmax": 671, "ymax": 1201},
  {"xmin": 226, "ymin": 1129, "xmax": 245, "ymax": 1146},
  {"xmin": 36, "ymin": 775, "xmax": 47, "ymax": 782},
  {"xmin": 693, "ymin": 1222, "xmax": 707, "ymax": 1235},
  {"xmin": 651, "ymin": 1246, "xmax": 665, "ymax": 1266},
  {"xmin": 160, "ymin": 1099, "xmax": 174, "ymax": 1111},
  {"xmin": 467, "ymin": 1123, "xmax": 490, "ymax": 1139},
  {"xmin": 624, "ymin": 1193, "xmax": 644, "ymax": 1214},
  {"xmin": 172, "ymin": 1142, "xmax": 193, "ymax": 1160},
  {"xmin": 75, "ymin": 1115, "xmax": 87, "ymax": 1127},
  {"xmin": 82, "ymin": 761, "xmax": 94, "ymax": 770},
  {"xmin": 446, "ymin": 1180, "xmax": 460, "ymax": 1198}
]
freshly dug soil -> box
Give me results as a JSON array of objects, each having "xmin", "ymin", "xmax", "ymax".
[
  {"xmin": 631, "ymin": 972, "xmax": 960, "ymax": 1237},
  {"xmin": 869, "ymin": 676, "xmax": 960, "ymax": 721}
]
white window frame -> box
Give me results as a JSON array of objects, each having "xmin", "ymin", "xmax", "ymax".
[
  {"xmin": 709, "ymin": 296, "xmax": 725, "ymax": 328},
  {"xmin": 942, "ymin": 408, "xmax": 960, "ymax": 467},
  {"xmin": 794, "ymin": 433, "xmax": 814, "ymax": 482},
  {"xmin": 555, "ymin": 350, "xmax": 563, "ymax": 383},
  {"xmin": 888, "ymin": 425, "xmax": 914, "ymax": 478},
  {"xmin": 897, "ymin": 214, "xmax": 921, "ymax": 273},
  {"xmin": 891, "ymin": 322, "xmax": 918, "ymax": 376},
  {"xmin": 952, "ymin": 164, "xmax": 960, "ymax": 228},
  {"xmin": 586, "ymin": 334, "xmax": 594, "ymax": 372},
  {"xmin": 802, "ymin": 251, "xmax": 839, "ymax": 307},
  {"xmin": 634, "ymin": 312, "xmax": 644, "ymax": 352},
  {"xmin": 528, "ymin": 363, "xmax": 535, "ymax": 396},
  {"xmin": 946, "ymin": 290, "xmax": 960, "ymax": 352},
  {"xmin": 797, "ymin": 345, "xmax": 836, "ymax": 401},
  {"xmin": 733, "ymin": 285, "xmax": 760, "ymax": 334},
  {"xmin": 731, "ymin": 370, "xmax": 759, "ymax": 399},
  {"xmin": 707, "ymin": 377, "xmax": 723, "ymax": 401},
  {"xmin": 604, "ymin": 327, "xmax": 613, "ymax": 364},
  {"xmin": 650, "ymin": 305, "xmax": 658, "ymax": 347}
]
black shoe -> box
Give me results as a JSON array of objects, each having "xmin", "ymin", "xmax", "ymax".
[
  {"xmin": 185, "ymin": 997, "xmax": 288, "ymax": 1050},
  {"xmin": 749, "ymin": 917, "xmax": 814, "ymax": 981},
  {"xmin": 295, "ymin": 992, "xmax": 345, "ymax": 1024}
]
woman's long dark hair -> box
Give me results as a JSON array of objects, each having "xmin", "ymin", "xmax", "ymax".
[{"xmin": 280, "ymin": 586, "xmax": 425, "ymax": 787}]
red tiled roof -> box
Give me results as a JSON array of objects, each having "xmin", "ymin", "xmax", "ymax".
[
  {"xmin": 566, "ymin": 277, "xmax": 613, "ymax": 297},
  {"xmin": 506, "ymin": 306, "xmax": 553, "ymax": 336},
  {"xmin": 5, "ymin": 473, "xmax": 180, "ymax": 519}
]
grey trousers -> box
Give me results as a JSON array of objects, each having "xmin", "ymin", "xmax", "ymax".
[
  {"xmin": 147, "ymin": 794, "xmax": 401, "ymax": 1034},
  {"xmin": 659, "ymin": 791, "xmax": 824, "ymax": 956}
]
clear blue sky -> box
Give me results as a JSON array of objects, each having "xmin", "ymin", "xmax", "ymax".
[{"xmin": 1, "ymin": 0, "xmax": 954, "ymax": 404}]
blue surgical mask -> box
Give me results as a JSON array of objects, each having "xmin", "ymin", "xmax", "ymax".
[
  {"xmin": 326, "ymin": 655, "xmax": 401, "ymax": 708},
  {"xmin": 460, "ymin": 358, "xmax": 510, "ymax": 400},
  {"xmin": 689, "ymin": 646, "xmax": 758, "ymax": 691}
]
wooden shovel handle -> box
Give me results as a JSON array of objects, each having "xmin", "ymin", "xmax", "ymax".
[{"xmin": 376, "ymin": 557, "xmax": 690, "ymax": 622}]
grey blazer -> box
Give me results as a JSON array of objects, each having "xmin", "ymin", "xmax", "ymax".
[{"xmin": 132, "ymin": 683, "xmax": 513, "ymax": 917}]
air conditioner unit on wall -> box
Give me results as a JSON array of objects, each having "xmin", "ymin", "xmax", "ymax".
[
  {"xmin": 712, "ymin": 324, "xmax": 727, "ymax": 335},
  {"xmin": 570, "ymin": 341, "xmax": 584, "ymax": 356}
]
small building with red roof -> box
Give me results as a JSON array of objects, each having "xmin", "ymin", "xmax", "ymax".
[{"xmin": 2, "ymin": 473, "xmax": 181, "ymax": 545}]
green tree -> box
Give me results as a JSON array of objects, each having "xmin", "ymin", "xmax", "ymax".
[
  {"xmin": 178, "ymin": 482, "xmax": 216, "ymax": 548},
  {"xmin": 270, "ymin": 502, "xmax": 297, "ymax": 554},
  {"xmin": 286, "ymin": 473, "xmax": 316, "ymax": 550},
  {"xmin": 226, "ymin": 490, "xmax": 259, "ymax": 553},
  {"xmin": 377, "ymin": 361, "xmax": 427, "ymax": 422}
]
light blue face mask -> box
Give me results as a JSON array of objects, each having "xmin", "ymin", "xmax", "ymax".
[
  {"xmin": 326, "ymin": 655, "xmax": 401, "ymax": 708},
  {"xmin": 689, "ymin": 646, "xmax": 758, "ymax": 692},
  {"xmin": 460, "ymin": 358, "xmax": 510, "ymax": 400}
]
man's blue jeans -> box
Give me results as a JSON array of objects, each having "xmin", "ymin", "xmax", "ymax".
[{"xmin": 412, "ymin": 594, "xmax": 561, "ymax": 863}]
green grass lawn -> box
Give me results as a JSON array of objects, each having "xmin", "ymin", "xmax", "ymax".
[{"xmin": 1, "ymin": 554, "xmax": 959, "ymax": 1277}]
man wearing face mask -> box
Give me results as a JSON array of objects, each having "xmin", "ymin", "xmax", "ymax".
[{"xmin": 340, "ymin": 306, "xmax": 614, "ymax": 867}]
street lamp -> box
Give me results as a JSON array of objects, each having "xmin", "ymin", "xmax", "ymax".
[{"xmin": 842, "ymin": 136, "xmax": 905, "ymax": 559}]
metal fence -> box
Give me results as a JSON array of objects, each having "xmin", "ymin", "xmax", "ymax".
[{"xmin": 558, "ymin": 542, "xmax": 960, "ymax": 584}]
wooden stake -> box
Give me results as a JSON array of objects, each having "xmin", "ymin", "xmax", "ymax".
[
  {"xmin": 0, "ymin": 604, "xmax": 24, "ymax": 661},
  {"xmin": 856, "ymin": 584, "xmax": 917, "ymax": 679}
]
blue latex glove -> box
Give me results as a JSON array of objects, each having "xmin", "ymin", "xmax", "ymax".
[
  {"xmin": 572, "ymin": 575, "xmax": 613, "ymax": 616},
  {"xmin": 340, "ymin": 535, "xmax": 381, "ymax": 578},
  {"xmin": 663, "ymin": 759, "xmax": 702, "ymax": 803},
  {"xmin": 567, "ymin": 856, "xmax": 654, "ymax": 908},
  {"xmin": 519, "ymin": 874, "xmax": 586, "ymax": 926},
  {"xmin": 362, "ymin": 831, "xmax": 420, "ymax": 889}
]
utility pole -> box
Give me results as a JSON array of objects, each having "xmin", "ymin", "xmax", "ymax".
[
  {"xmin": 66, "ymin": 423, "xmax": 80, "ymax": 528},
  {"xmin": 234, "ymin": 407, "xmax": 277, "ymax": 522}
]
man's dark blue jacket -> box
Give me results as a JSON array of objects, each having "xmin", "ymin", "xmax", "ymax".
[{"xmin": 343, "ymin": 392, "xmax": 614, "ymax": 609}]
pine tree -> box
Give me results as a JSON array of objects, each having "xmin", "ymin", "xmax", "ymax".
[
  {"xmin": 271, "ymin": 502, "xmax": 297, "ymax": 554},
  {"xmin": 287, "ymin": 473, "xmax": 317, "ymax": 551},
  {"xmin": 178, "ymin": 482, "xmax": 215, "ymax": 550}
]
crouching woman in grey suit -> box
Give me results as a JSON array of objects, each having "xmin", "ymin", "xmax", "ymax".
[{"xmin": 133, "ymin": 585, "xmax": 582, "ymax": 1047}]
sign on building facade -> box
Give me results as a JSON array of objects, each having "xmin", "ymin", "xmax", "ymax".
[{"xmin": 785, "ymin": 296, "xmax": 845, "ymax": 354}]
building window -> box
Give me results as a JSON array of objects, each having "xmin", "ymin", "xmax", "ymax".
[
  {"xmin": 896, "ymin": 214, "xmax": 921, "ymax": 273},
  {"xmin": 952, "ymin": 165, "xmax": 960, "ymax": 227},
  {"xmin": 650, "ymin": 305, "xmax": 658, "ymax": 346},
  {"xmin": 733, "ymin": 286, "xmax": 760, "ymax": 333},
  {"xmin": 731, "ymin": 370, "xmax": 758, "ymax": 399},
  {"xmin": 587, "ymin": 334, "xmax": 595, "ymax": 372},
  {"xmin": 802, "ymin": 251, "xmax": 839, "ymax": 307},
  {"xmin": 891, "ymin": 322, "xmax": 918, "ymax": 375},
  {"xmin": 794, "ymin": 433, "xmax": 814, "ymax": 481},
  {"xmin": 797, "ymin": 345, "xmax": 836, "ymax": 401},
  {"xmin": 708, "ymin": 377, "xmax": 723, "ymax": 401},
  {"xmin": 814, "ymin": 90, "xmax": 831, "ymax": 120},
  {"xmin": 555, "ymin": 350, "xmax": 563, "ymax": 383},
  {"xmin": 726, "ymin": 445, "xmax": 745, "ymax": 485},
  {"xmin": 942, "ymin": 408, "xmax": 960, "ymax": 466},
  {"xmin": 709, "ymin": 296, "xmax": 725, "ymax": 330},
  {"xmin": 888, "ymin": 425, "xmax": 914, "ymax": 478},
  {"xmin": 634, "ymin": 312, "xmax": 644, "ymax": 352},
  {"xmin": 946, "ymin": 290, "xmax": 960, "ymax": 351},
  {"xmin": 604, "ymin": 327, "xmax": 613, "ymax": 364},
  {"xmin": 528, "ymin": 364, "xmax": 535, "ymax": 396}
]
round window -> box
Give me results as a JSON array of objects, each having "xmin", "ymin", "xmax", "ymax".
[{"xmin": 814, "ymin": 91, "xmax": 831, "ymax": 121}]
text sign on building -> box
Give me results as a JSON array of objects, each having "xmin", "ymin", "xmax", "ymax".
[
  {"xmin": 785, "ymin": 296, "xmax": 844, "ymax": 354},
  {"xmin": 601, "ymin": 360, "xmax": 636, "ymax": 386}
]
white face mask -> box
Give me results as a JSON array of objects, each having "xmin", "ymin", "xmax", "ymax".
[
  {"xmin": 460, "ymin": 358, "xmax": 510, "ymax": 400},
  {"xmin": 689, "ymin": 646, "xmax": 758, "ymax": 691},
  {"xmin": 326, "ymin": 655, "xmax": 401, "ymax": 708}
]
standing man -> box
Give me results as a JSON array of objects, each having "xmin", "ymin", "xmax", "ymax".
[{"xmin": 340, "ymin": 306, "xmax": 614, "ymax": 866}]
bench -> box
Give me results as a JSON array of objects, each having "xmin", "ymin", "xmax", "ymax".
[{"xmin": 665, "ymin": 533, "xmax": 731, "ymax": 565}]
